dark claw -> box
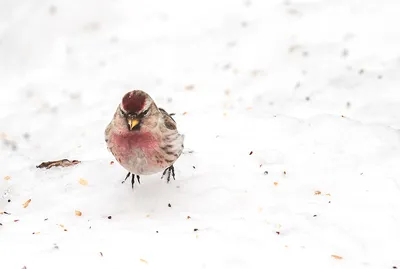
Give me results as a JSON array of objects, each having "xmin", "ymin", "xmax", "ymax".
[
  {"xmin": 122, "ymin": 172, "xmax": 131, "ymax": 184},
  {"xmin": 162, "ymin": 168, "xmax": 168, "ymax": 178},
  {"xmin": 161, "ymin": 165, "xmax": 176, "ymax": 183}
]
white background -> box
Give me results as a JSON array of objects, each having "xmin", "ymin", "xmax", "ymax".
[{"xmin": 1, "ymin": 0, "xmax": 400, "ymax": 268}]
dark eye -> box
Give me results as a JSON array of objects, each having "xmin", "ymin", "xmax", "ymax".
[
  {"xmin": 139, "ymin": 109, "xmax": 149, "ymax": 118},
  {"xmin": 119, "ymin": 107, "xmax": 127, "ymax": 116}
]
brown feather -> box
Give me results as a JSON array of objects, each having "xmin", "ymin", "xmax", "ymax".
[{"xmin": 159, "ymin": 108, "xmax": 177, "ymax": 130}]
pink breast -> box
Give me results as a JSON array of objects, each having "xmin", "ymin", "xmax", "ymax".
[
  {"xmin": 111, "ymin": 131, "xmax": 159, "ymax": 164},
  {"xmin": 113, "ymin": 131, "xmax": 158, "ymax": 152}
]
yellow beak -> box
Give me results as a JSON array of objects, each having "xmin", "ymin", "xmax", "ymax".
[{"xmin": 128, "ymin": 119, "xmax": 140, "ymax": 130}]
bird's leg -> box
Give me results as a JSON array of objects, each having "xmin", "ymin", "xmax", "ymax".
[
  {"xmin": 131, "ymin": 173, "xmax": 136, "ymax": 189},
  {"xmin": 161, "ymin": 165, "xmax": 176, "ymax": 183},
  {"xmin": 122, "ymin": 172, "xmax": 131, "ymax": 184},
  {"xmin": 161, "ymin": 168, "xmax": 168, "ymax": 179},
  {"xmin": 122, "ymin": 173, "xmax": 140, "ymax": 189},
  {"xmin": 171, "ymin": 166, "xmax": 176, "ymax": 181}
]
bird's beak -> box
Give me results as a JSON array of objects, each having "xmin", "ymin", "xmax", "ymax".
[{"xmin": 128, "ymin": 118, "xmax": 140, "ymax": 130}]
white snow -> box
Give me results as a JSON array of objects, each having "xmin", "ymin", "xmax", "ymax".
[{"xmin": 1, "ymin": 0, "xmax": 400, "ymax": 268}]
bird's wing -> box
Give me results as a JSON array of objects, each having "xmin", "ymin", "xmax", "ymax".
[{"xmin": 159, "ymin": 107, "xmax": 177, "ymax": 130}]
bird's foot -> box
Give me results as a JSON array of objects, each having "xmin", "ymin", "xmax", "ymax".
[
  {"xmin": 161, "ymin": 165, "xmax": 176, "ymax": 183},
  {"xmin": 122, "ymin": 172, "xmax": 140, "ymax": 189}
]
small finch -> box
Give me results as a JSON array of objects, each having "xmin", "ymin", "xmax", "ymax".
[{"xmin": 105, "ymin": 90, "xmax": 184, "ymax": 188}]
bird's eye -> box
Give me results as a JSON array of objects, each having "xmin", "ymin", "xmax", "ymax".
[
  {"xmin": 140, "ymin": 109, "xmax": 149, "ymax": 117},
  {"xmin": 119, "ymin": 107, "xmax": 127, "ymax": 116}
]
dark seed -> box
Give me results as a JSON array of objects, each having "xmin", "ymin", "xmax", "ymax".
[
  {"xmin": 7, "ymin": 199, "xmax": 11, "ymax": 203},
  {"xmin": 264, "ymin": 171, "xmax": 268, "ymax": 175},
  {"xmin": 249, "ymin": 151, "xmax": 253, "ymax": 155},
  {"xmin": 194, "ymin": 228, "xmax": 198, "ymax": 232},
  {"xmin": 44, "ymin": 218, "xmax": 48, "ymax": 221},
  {"xmin": 193, "ymin": 166, "xmax": 196, "ymax": 169},
  {"xmin": 313, "ymin": 215, "xmax": 317, "ymax": 217},
  {"xmin": 107, "ymin": 216, "xmax": 112, "ymax": 219},
  {"xmin": 276, "ymin": 231, "xmax": 280, "ymax": 235},
  {"xmin": 168, "ymin": 203, "xmax": 171, "ymax": 208},
  {"xmin": 156, "ymin": 231, "xmax": 159, "ymax": 233}
]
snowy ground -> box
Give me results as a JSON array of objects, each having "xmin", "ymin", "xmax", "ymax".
[{"xmin": 1, "ymin": 0, "xmax": 400, "ymax": 268}]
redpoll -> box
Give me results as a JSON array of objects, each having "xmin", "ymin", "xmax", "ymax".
[{"xmin": 105, "ymin": 90, "xmax": 184, "ymax": 188}]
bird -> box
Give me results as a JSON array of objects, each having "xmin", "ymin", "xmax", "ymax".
[{"xmin": 105, "ymin": 90, "xmax": 184, "ymax": 188}]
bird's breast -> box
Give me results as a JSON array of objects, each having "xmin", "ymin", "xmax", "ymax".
[
  {"xmin": 111, "ymin": 131, "xmax": 158, "ymax": 154},
  {"xmin": 108, "ymin": 130, "xmax": 166, "ymax": 174}
]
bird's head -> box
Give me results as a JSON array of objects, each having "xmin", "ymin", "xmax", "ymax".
[{"xmin": 119, "ymin": 90, "xmax": 155, "ymax": 131}]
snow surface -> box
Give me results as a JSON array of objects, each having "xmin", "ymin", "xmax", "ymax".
[{"xmin": 1, "ymin": 0, "xmax": 400, "ymax": 268}]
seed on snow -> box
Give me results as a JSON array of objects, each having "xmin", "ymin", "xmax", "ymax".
[
  {"xmin": 79, "ymin": 178, "xmax": 88, "ymax": 185},
  {"xmin": 23, "ymin": 199, "xmax": 31, "ymax": 208}
]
